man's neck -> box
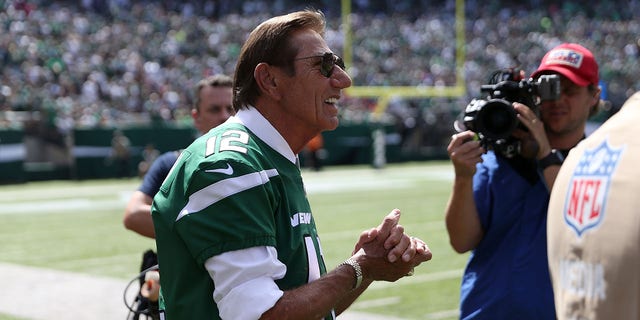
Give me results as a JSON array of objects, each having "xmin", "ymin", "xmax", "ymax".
[
  {"xmin": 548, "ymin": 129, "xmax": 586, "ymax": 151},
  {"xmin": 254, "ymin": 103, "xmax": 317, "ymax": 154}
]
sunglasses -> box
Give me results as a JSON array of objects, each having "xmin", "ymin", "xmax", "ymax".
[{"xmin": 294, "ymin": 52, "xmax": 345, "ymax": 78}]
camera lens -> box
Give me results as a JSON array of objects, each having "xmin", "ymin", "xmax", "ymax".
[{"xmin": 475, "ymin": 99, "xmax": 518, "ymax": 140}]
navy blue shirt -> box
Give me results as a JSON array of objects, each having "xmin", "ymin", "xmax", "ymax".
[{"xmin": 139, "ymin": 151, "xmax": 180, "ymax": 197}]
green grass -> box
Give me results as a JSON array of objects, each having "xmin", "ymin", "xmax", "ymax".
[
  {"xmin": 0, "ymin": 314, "xmax": 27, "ymax": 320},
  {"xmin": 0, "ymin": 161, "xmax": 467, "ymax": 319}
]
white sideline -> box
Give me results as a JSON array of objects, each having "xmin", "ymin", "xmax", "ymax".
[
  {"xmin": 0, "ymin": 262, "xmax": 407, "ymax": 320},
  {"xmin": 0, "ymin": 262, "xmax": 130, "ymax": 320}
]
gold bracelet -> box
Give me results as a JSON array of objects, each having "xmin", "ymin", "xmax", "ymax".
[{"xmin": 339, "ymin": 257, "xmax": 363, "ymax": 290}]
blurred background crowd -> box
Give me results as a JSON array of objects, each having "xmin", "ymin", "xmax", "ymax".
[{"xmin": 0, "ymin": 0, "xmax": 639, "ymax": 152}]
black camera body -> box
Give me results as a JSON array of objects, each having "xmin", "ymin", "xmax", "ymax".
[{"xmin": 461, "ymin": 71, "xmax": 561, "ymax": 158}]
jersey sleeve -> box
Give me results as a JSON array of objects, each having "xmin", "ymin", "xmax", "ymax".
[
  {"xmin": 207, "ymin": 246, "xmax": 286, "ymax": 319},
  {"xmin": 175, "ymin": 159, "xmax": 280, "ymax": 265}
]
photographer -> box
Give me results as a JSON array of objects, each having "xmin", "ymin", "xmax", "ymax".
[{"xmin": 445, "ymin": 43, "xmax": 601, "ymax": 319}]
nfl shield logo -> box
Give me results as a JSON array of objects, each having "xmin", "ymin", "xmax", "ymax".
[{"xmin": 563, "ymin": 139, "xmax": 624, "ymax": 237}]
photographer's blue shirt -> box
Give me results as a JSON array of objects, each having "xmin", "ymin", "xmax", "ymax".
[{"xmin": 459, "ymin": 151, "xmax": 555, "ymax": 319}]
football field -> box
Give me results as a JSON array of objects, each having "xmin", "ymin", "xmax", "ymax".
[{"xmin": 0, "ymin": 161, "xmax": 468, "ymax": 320}]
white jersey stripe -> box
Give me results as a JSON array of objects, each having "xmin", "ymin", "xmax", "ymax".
[{"xmin": 176, "ymin": 169, "xmax": 279, "ymax": 221}]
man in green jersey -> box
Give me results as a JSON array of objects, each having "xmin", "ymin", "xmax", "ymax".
[{"xmin": 152, "ymin": 9, "xmax": 432, "ymax": 319}]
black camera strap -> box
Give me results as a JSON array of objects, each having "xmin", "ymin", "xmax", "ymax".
[
  {"xmin": 503, "ymin": 147, "xmax": 573, "ymax": 185},
  {"xmin": 504, "ymin": 154, "xmax": 539, "ymax": 185}
]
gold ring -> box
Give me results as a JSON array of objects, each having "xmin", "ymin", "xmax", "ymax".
[{"xmin": 406, "ymin": 268, "xmax": 415, "ymax": 276}]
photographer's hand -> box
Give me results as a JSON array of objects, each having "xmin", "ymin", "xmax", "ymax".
[
  {"xmin": 513, "ymin": 103, "xmax": 551, "ymax": 159},
  {"xmin": 513, "ymin": 102, "xmax": 561, "ymax": 188},
  {"xmin": 446, "ymin": 131, "xmax": 485, "ymax": 253},
  {"xmin": 447, "ymin": 131, "xmax": 485, "ymax": 179}
]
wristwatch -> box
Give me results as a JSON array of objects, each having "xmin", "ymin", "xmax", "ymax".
[
  {"xmin": 538, "ymin": 149, "xmax": 564, "ymax": 170},
  {"xmin": 339, "ymin": 258, "xmax": 363, "ymax": 290}
]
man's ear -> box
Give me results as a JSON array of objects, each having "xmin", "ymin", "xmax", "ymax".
[
  {"xmin": 589, "ymin": 86, "xmax": 603, "ymax": 117},
  {"xmin": 254, "ymin": 63, "xmax": 281, "ymax": 100}
]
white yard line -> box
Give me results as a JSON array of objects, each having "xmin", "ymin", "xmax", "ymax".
[
  {"xmin": 0, "ymin": 262, "xmax": 131, "ymax": 320},
  {"xmin": 368, "ymin": 269, "xmax": 463, "ymax": 290},
  {"xmin": 0, "ymin": 167, "xmax": 453, "ymax": 215}
]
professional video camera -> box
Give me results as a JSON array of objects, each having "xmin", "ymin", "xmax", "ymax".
[{"xmin": 457, "ymin": 68, "xmax": 560, "ymax": 158}]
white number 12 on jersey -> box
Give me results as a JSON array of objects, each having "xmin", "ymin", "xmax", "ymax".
[{"xmin": 205, "ymin": 130, "xmax": 250, "ymax": 156}]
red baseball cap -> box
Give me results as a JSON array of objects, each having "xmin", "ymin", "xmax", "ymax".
[{"xmin": 531, "ymin": 43, "xmax": 599, "ymax": 86}]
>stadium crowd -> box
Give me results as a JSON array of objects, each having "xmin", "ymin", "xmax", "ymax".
[{"xmin": 0, "ymin": 0, "xmax": 638, "ymax": 144}]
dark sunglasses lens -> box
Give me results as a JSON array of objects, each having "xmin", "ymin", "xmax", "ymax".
[
  {"xmin": 320, "ymin": 53, "xmax": 344, "ymax": 77},
  {"xmin": 320, "ymin": 54, "xmax": 333, "ymax": 77},
  {"xmin": 335, "ymin": 56, "xmax": 345, "ymax": 70}
]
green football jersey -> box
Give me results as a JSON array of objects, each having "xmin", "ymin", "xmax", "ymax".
[{"xmin": 152, "ymin": 116, "xmax": 332, "ymax": 319}]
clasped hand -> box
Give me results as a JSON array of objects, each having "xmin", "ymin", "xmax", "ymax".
[{"xmin": 351, "ymin": 209, "xmax": 432, "ymax": 282}]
